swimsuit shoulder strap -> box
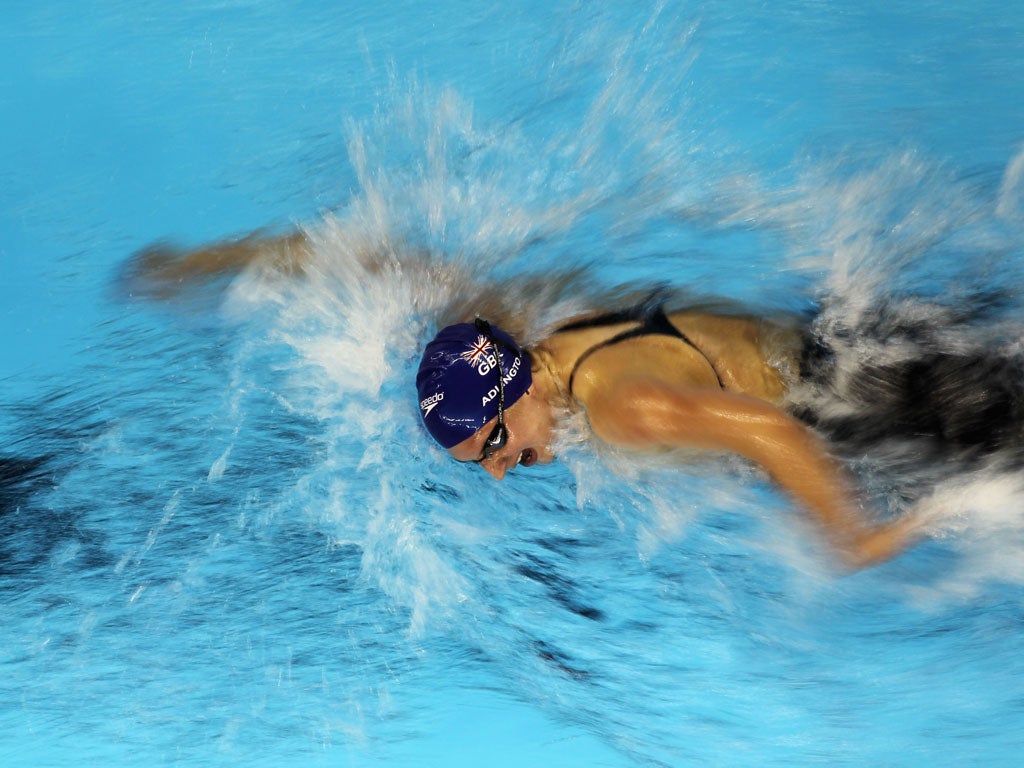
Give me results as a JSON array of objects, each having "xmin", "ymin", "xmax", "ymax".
[
  {"xmin": 562, "ymin": 301, "xmax": 725, "ymax": 395},
  {"xmin": 557, "ymin": 306, "xmax": 647, "ymax": 333}
]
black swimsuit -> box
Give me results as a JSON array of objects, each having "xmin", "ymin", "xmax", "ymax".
[{"xmin": 557, "ymin": 303, "xmax": 726, "ymax": 395}]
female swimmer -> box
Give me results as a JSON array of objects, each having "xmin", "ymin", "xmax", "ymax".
[{"xmin": 124, "ymin": 231, "xmax": 1024, "ymax": 569}]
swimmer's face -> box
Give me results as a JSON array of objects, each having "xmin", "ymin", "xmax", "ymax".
[{"xmin": 447, "ymin": 388, "xmax": 556, "ymax": 480}]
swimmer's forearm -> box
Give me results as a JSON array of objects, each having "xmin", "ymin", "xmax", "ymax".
[
  {"xmin": 680, "ymin": 396, "xmax": 863, "ymax": 543},
  {"xmin": 167, "ymin": 231, "xmax": 309, "ymax": 276},
  {"xmin": 121, "ymin": 230, "xmax": 310, "ymax": 298},
  {"xmin": 739, "ymin": 424, "xmax": 922, "ymax": 568},
  {"xmin": 713, "ymin": 413, "xmax": 925, "ymax": 567},
  {"xmin": 587, "ymin": 383, "xmax": 892, "ymax": 565}
]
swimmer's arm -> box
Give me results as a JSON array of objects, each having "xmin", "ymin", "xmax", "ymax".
[
  {"xmin": 119, "ymin": 230, "xmax": 310, "ymax": 299},
  {"xmin": 584, "ymin": 382, "xmax": 919, "ymax": 568}
]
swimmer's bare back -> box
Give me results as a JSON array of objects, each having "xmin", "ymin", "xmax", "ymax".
[{"xmin": 539, "ymin": 310, "xmax": 796, "ymax": 403}]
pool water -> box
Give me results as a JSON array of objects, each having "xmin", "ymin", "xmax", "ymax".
[{"xmin": 3, "ymin": 2, "xmax": 1024, "ymax": 766}]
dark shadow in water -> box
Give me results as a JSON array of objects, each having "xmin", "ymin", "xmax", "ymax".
[
  {"xmin": 796, "ymin": 292, "xmax": 1024, "ymax": 489},
  {"xmin": 0, "ymin": 450, "xmax": 91, "ymax": 588}
]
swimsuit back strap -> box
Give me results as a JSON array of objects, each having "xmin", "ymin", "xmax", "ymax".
[{"xmin": 565, "ymin": 305, "xmax": 726, "ymax": 395}]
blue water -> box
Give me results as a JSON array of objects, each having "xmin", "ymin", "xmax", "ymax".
[{"xmin": 3, "ymin": 1, "xmax": 1024, "ymax": 766}]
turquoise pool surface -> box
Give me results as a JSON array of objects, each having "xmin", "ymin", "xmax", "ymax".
[{"xmin": 3, "ymin": 2, "xmax": 1024, "ymax": 766}]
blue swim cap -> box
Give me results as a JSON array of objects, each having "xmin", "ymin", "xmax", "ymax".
[{"xmin": 416, "ymin": 321, "xmax": 532, "ymax": 449}]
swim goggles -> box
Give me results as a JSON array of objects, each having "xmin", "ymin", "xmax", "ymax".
[{"xmin": 475, "ymin": 318, "xmax": 509, "ymax": 462}]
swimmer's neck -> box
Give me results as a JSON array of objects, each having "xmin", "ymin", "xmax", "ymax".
[{"xmin": 529, "ymin": 345, "xmax": 573, "ymax": 410}]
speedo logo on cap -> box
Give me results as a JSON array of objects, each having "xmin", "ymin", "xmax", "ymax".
[{"xmin": 420, "ymin": 391, "xmax": 444, "ymax": 417}]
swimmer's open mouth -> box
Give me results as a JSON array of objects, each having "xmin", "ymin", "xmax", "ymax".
[{"xmin": 519, "ymin": 448, "xmax": 538, "ymax": 467}]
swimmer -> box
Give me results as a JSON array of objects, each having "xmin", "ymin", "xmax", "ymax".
[
  {"xmin": 416, "ymin": 310, "xmax": 932, "ymax": 570},
  {"xmin": 123, "ymin": 231, "xmax": 946, "ymax": 569}
]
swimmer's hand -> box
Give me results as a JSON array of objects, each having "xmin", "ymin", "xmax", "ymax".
[
  {"xmin": 836, "ymin": 507, "xmax": 931, "ymax": 570},
  {"xmin": 118, "ymin": 231, "xmax": 309, "ymax": 300}
]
